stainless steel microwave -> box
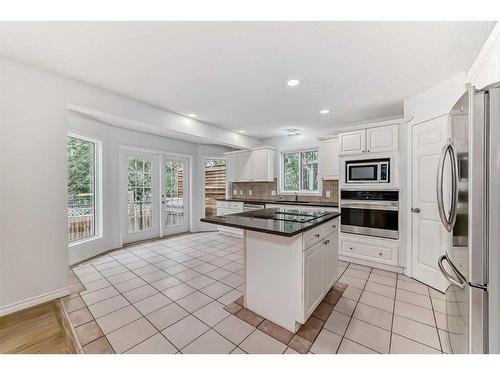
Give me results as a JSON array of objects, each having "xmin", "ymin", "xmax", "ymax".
[{"xmin": 345, "ymin": 158, "xmax": 390, "ymax": 184}]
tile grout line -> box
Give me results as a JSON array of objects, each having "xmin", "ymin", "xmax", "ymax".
[
  {"xmin": 335, "ymin": 263, "xmax": 376, "ymax": 354},
  {"xmin": 428, "ymin": 286, "xmax": 444, "ymax": 353},
  {"xmin": 388, "ymin": 272, "xmax": 399, "ymax": 353}
]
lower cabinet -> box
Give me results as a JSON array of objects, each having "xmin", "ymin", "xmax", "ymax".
[
  {"xmin": 304, "ymin": 241, "xmax": 325, "ymax": 317},
  {"xmin": 339, "ymin": 233, "xmax": 398, "ymax": 267},
  {"xmin": 303, "ymin": 219, "xmax": 339, "ymax": 319}
]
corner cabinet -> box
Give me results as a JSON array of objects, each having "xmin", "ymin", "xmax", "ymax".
[
  {"xmin": 225, "ymin": 147, "xmax": 276, "ymax": 183},
  {"xmin": 318, "ymin": 137, "xmax": 340, "ymax": 180},
  {"xmin": 339, "ymin": 124, "xmax": 398, "ymax": 155}
]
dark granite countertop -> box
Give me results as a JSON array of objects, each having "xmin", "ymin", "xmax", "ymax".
[
  {"xmin": 215, "ymin": 198, "xmax": 339, "ymax": 208},
  {"xmin": 201, "ymin": 208, "xmax": 341, "ymax": 237}
]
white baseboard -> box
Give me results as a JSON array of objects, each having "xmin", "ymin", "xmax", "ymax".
[{"xmin": 0, "ymin": 287, "xmax": 71, "ymax": 317}]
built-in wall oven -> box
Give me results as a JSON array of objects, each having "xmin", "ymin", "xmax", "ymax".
[
  {"xmin": 340, "ymin": 190, "xmax": 399, "ymax": 239},
  {"xmin": 345, "ymin": 158, "xmax": 390, "ymax": 184}
]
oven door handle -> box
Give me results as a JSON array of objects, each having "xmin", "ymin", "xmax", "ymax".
[{"xmin": 340, "ymin": 201, "xmax": 399, "ymax": 211}]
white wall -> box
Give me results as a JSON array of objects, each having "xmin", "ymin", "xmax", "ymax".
[
  {"xmin": 404, "ymin": 72, "xmax": 466, "ymax": 124},
  {"xmin": 467, "ymin": 22, "xmax": 500, "ymax": 90},
  {"xmin": 67, "ymin": 114, "xmax": 230, "ymax": 265},
  {"xmin": 0, "ymin": 56, "xmax": 230, "ymax": 315}
]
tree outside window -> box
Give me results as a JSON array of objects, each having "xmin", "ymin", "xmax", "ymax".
[{"xmin": 282, "ymin": 149, "xmax": 319, "ymax": 193}]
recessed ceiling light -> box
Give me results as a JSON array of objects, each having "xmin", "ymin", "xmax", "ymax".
[
  {"xmin": 320, "ymin": 109, "xmax": 330, "ymax": 114},
  {"xmin": 287, "ymin": 79, "xmax": 301, "ymax": 87},
  {"xmin": 187, "ymin": 113, "xmax": 198, "ymax": 118},
  {"xmin": 238, "ymin": 130, "xmax": 246, "ymax": 133}
]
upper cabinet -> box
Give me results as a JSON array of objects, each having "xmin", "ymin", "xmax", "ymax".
[
  {"xmin": 318, "ymin": 137, "xmax": 340, "ymax": 180},
  {"xmin": 339, "ymin": 124, "xmax": 398, "ymax": 155},
  {"xmin": 339, "ymin": 130, "xmax": 366, "ymax": 155},
  {"xmin": 236, "ymin": 151, "xmax": 252, "ymax": 181},
  {"xmin": 366, "ymin": 124, "xmax": 399, "ymax": 153},
  {"xmin": 225, "ymin": 147, "xmax": 276, "ymax": 183}
]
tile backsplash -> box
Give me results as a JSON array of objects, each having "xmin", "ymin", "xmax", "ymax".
[{"xmin": 230, "ymin": 178, "xmax": 338, "ymax": 204}]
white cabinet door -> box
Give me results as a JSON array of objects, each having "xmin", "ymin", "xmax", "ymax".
[
  {"xmin": 251, "ymin": 148, "xmax": 267, "ymax": 181},
  {"xmin": 318, "ymin": 138, "xmax": 339, "ymax": 179},
  {"xmin": 339, "ymin": 130, "xmax": 366, "ymax": 155},
  {"xmin": 366, "ymin": 124, "xmax": 399, "ymax": 153},
  {"xmin": 226, "ymin": 154, "xmax": 237, "ymax": 183},
  {"xmin": 236, "ymin": 151, "xmax": 251, "ymax": 182},
  {"xmin": 303, "ymin": 241, "xmax": 325, "ymax": 316},
  {"xmin": 323, "ymin": 228, "xmax": 339, "ymax": 289}
]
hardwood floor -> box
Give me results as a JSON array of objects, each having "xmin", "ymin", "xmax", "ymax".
[{"xmin": 0, "ymin": 300, "xmax": 80, "ymax": 354}]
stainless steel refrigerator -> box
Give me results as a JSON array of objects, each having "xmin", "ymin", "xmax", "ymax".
[{"xmin": 436, "ymin": 84, "xmax": 500, "ymax": 354}]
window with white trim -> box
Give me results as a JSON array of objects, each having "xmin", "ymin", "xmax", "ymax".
[
  {"xmin": 67, "ymin": 135, "xmax": 100, "ymax": 243},
  {"xmin": 281, "ymin": 149, "xmax": 319, "ymax": 193}
]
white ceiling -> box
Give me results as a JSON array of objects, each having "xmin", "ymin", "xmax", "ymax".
[{"xmin": 0, "ymin": 21, "xmax": 495, "ymax": 139}]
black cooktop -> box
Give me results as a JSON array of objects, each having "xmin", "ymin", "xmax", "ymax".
[{"xmin": 250, "ymin": 208, "xmax": 330, "ymax": 223}]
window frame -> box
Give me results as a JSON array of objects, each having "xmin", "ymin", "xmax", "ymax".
[
  {"xmin": 67, "ymin": 132, "xmax": 103, "ymax": 246},
  {"xmin": 279, "ymin": 147, "xmax": 321, "ymax": 195}
]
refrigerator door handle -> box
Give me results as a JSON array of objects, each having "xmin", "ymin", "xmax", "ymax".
[
  {"xmin": 436, "ymin": 139, "xmax": 459, "ymax": 232},
  {"xmin": 438, "ymin": 254, "xmax": 466, "ymax": 288}
]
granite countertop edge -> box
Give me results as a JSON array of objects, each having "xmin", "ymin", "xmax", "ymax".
[{"xmin": 201, "ymin": 212, "xmax": 341, "ymax": 237}]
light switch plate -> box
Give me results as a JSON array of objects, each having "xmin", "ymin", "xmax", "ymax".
[
  {"xmin": 233, "ymin": 189, "xmax": 237, "ymax": 195},
  {"xmin": 271, "ymin": 190, "xmax": 276, "ymax": 196},
  {"xmin": 325, "ymin": 190, "xmax": 331, "ymax": 198},
  {"xmin": 249, "ymin": 190, "xmax": 252, "ymax": 196},
  {"xmin": 240, "ymin": 190, "xmax": 243, "ymax": 195}
]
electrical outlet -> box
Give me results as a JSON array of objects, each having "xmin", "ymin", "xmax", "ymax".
[
  {"xmin": 248, "ymin": 190, "xmax": 252, "ymax": 196},
  {"xmin": 325, "ymin": 190, "xmax": 331, "ymax": 198},
  {"xmin": 271, "ymin": 190, "xmax": 276, "ymax": 196}
]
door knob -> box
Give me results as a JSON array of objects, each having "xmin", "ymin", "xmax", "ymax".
[{"xmin": 411, "ymin": 208, "xmax": 420, "ymax": 213}]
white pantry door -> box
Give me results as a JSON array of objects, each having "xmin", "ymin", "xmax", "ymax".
[{"xmin": 411, "ymin": 116, "xmax": 451, "ymax": 292}]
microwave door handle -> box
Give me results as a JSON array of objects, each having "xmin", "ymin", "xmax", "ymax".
[{"xmin": 436, "ymin": 139, "xmax": 458, "ymax": 232}]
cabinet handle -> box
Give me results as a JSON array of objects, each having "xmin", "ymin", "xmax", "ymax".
[
  {"xmin": 315, "ymin": 233, "xmax": 320, "ymax": 238},
  {"xmin": 378, "ymin": 252, "xmax": 383, "ymax": 256},
  {"xmin": 350, "ymin": 247, "xmax": 353, "ymax": 250},
  {"xmin": 323, "ymin": 240, "xmax": 330, "ymax": 245}
]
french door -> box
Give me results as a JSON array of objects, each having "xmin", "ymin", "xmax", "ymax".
[
  {"xmin": 161, "ymin": 155, "xmax": 190, "ymax": 236},
  {"xmin": 123, "ymin": 150, "xmax": 160, "ymax": 243},
  {"xmin": 122, "ymin": 150, "xmax": 190, "ymax": 244}
]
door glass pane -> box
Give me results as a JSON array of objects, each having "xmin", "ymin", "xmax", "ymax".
[
  {"xmin": 68, "ymin": 136, "xmax": 96, "ymax": 242},
  {"xmin": 164, "ymin": 159, "xmax": 185, "ymax": 228},
  {"xmin": 204, "ymin": 159, "xmax": 226, "ymax": 217},
  {"xmin": 128, "ymin": 157, "xmax": 152, "ymax": 233},
  {"xmin": 300, "ymin": 150, "xmax": 318, "ymax": 191}
]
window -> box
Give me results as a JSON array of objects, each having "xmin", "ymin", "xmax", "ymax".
[
  {"xmin": 204, "ymin": 158, "xmax": 226, "ymax": 217},
  {"xmin": 281, "ymin": 149, "xmax": 319, "ymax": 193},
  {"xmin": 128, "ymin": 157, "xmax": 153, "ymax": 233},
  {"xmin": 67, "ymin": 135, "xmax": 99, "ymax": 243}
]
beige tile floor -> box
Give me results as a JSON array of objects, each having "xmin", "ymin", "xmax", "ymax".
[{"xmin": 69, "ymin": 232, "xmax": 450, "ymax": 354}]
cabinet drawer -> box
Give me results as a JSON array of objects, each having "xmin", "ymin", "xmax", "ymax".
[
  {"xmin": 340, "ymin": 239, "xmax": 397, "ymax": 265},
  {"xmin": 217, "ymin": 201, "xmax": 229, "ymax": 209},
  {"xmin": 303, "ymin": 218, "xmax": 338, "ymax": 250},
  {"xmin": 229, "ymin": 202, "xmax": 243, "ymax": 210}
]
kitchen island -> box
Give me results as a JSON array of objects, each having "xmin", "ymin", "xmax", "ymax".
[{"xmin": 201, "ymin": 208, "xmax": 340, "ymax": 332}]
